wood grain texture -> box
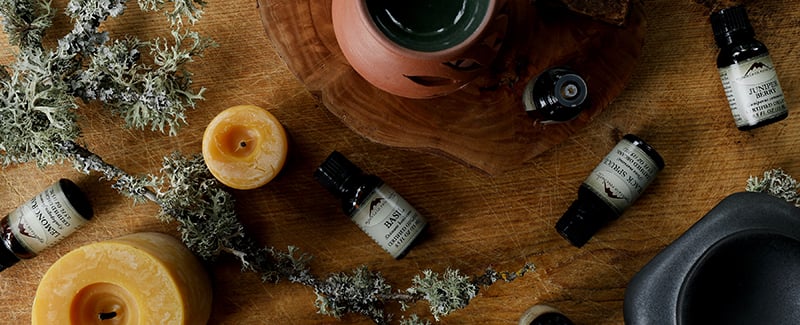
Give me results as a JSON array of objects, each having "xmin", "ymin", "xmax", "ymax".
[
  {"xmin": 0, "ymin": 0, "xmax": 799, "ymax": 324},
  {"xmin": 258, "ymin": 0, "xmax": 646, "ymax": 175}
]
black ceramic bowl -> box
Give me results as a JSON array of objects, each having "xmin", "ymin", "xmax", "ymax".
[{"xmin": 624, "ymin": 192, "xmax": 800, "ymax": 325}]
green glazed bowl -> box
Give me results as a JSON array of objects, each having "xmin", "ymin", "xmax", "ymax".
[
  {"xmin": 366, "ymin": 0, "xmax": 491, "ymax": 52},
  {"xmin": 332, "ymin": 0, "xmax": 508, "ymax": 98}
]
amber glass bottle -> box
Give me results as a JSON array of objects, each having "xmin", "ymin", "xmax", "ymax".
[
  {"xmin": 712, "ymin": 5, "xmax": 788, "ymax": 130},
  {"xmin": 556, "ymin": 135, "xmax": 664, "ymax": 247},
  {"xmin": 314, "ymin": 151, "xmax": 427, "ymax": 258},
  {"xmin": 522, "ymin": 66, "xmax": 589, "ymax": 124},
  {"xmin": 0, "ymin": 179, "xmax": 93, "ymax": 271}
]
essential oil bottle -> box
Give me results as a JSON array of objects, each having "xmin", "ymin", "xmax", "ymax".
[
  {"xmin": 314, "ymin": 151, "xmax": 427, "ymax": 258},
  {"xmin": 0, "ymin": 179, "xmax": 94, "ymax": 271},
  {"xmin": 556, "ymin": 135, "xmax": 664, "ymax": 247},
  {"xmin": 711, "ymin": 5, "xmax": 788, "ymax": 130},
  {"xmin": 522, "ymin": 66, "xmax": 589, "ymax": 124}
]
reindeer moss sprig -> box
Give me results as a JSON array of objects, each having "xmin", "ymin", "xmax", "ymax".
[
  {"xmin": 138, "ymin": 0, "xmax": 206, "ymax": 27},
  {"xmin": 746, "ymin": 168, "xmax": 800, "ymax": 206},
  {"xmin": 69, "ymin": 30, "xmax": 214, "ymax": 135},
  {"xmin": 0, "ymin": 49, "xmax": 79, "ymax": 166},
  {"xmin": 399, "ymin": 315, "xmax": 432, "ymax": 325},
  {"xmin": 0, "ymin": 0, "xmax": 214, "ymax": 168},
  {"xmin": 407, "ymin": 264, "xmax": 535, "ymax": 322},
  {"xmin": 313, "ymin": 266, "xmax": 394, "ymax": 323},
  {"xmin": 0, "ymin": 0, "xmax": 54, "ymax": 49}
]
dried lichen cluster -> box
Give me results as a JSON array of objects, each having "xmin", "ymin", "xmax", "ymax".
[{"xmin": 746, "ymin": 169, "xmax": 800, "ymax": 207}]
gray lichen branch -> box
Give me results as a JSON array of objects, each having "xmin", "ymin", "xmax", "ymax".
[
  {"xmin": 56, "ymin": 139, "xmax": 160, "ymax": 203},
  {"xmin": 746, "ymin": 168, "xmax": 800, "ymax": 207}
]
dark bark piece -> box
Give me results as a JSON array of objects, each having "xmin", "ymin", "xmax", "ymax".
[
  {"xmin": 693, "ymin": 0, "xmax": 743, "ymax": 11},
  {"xmin": 555, "ymin": 0, "xmax": 631, "ymax": 26}
]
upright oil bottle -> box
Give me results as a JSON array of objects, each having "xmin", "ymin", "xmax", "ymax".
[{"xmin": 711, "ymin": 5, "xmax": 788, "ymax": 130}]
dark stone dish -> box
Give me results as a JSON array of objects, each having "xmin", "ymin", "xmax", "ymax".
[{"xmin": 624, "ymin": 192, "xmax": 800, "ymax": 325}]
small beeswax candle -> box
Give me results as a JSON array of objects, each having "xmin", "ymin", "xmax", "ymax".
[
  {"xmin": 31, "ymin": 232, "xmax": 212, "ymax": 325},
  {"xmin": 202, "ymin": 105, "xmax": 288, "ymax": 189}
]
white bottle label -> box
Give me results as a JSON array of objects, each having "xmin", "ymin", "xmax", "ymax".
[
  {"xmin": 351, "ymin": 184, "xmax": 426, "ymax": 258},
  {"xmin": 719, "ymin": 54, "xmax": 788, "ymax": 127},
  {"xmin": 583, "ymin": 139, "xmax": 660, "ymax": 214},
  {"xmin": 7, "ymin": 182, "xmax": 88, "ymax": 254}
]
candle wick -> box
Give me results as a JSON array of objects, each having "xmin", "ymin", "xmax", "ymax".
[{"xmin": 98, "ymin": 311, "xmax": 117, "ymax": 320}]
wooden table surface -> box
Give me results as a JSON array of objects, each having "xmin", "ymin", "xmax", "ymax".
[{"xmin": 2, "ymin": 0, "xmax": 799, "ymax": 324}]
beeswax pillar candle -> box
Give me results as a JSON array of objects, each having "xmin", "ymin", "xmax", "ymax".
[
  {"xmin": 202, "ymin": 105, "xmax": 288, "ymax": 189},
  {"xmin": 31, "ymin": 232, "xmax": 212, "ymax": 325}
]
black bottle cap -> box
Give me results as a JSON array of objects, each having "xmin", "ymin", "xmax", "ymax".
[
  {"xmin": 523, "ymin": 67, "xmax": 588, "ymax": 123},
  {"xmin": 527, "ymin": 312, "xmax": 574, "ymax": 325},
  {"xmin": 59, "ymin": 179, "xmax": 94, "ymax": 221},
  {"xmin": 711, "ymin": 6, "xmax": 755, "ymax": 47},
  {"xmin": 0, "ymin": 242, "xmax": 20, "ymax": 272},
  {"xmin": 552, "ymin": 73, "xmax": 588, "ymax": 109},
  {"xmin": 555, "ymin": 198, "xmax": 613, "ymax": 248},
  {"xmin": 314, "ymin": 151, "xmax": 362, "ymax": 196},
  {"xmin": 520, "ymin": 305, "xmax": 575, "ymax": 325}
]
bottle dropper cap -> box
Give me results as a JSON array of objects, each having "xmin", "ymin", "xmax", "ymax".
[
  {"xmin": 0, "ymin": 242, "xmax": 20, "ymax": 271},
  {"xmin": 710, "ymin": 6, "xmax": 755, "ymax": 47},
  {"xmin": 523, "ymin": 67, "xmax": 588, "ymax": 123},
  {"xmin": 555, "ymin": 197, "xmax": 615, "ymax": 248},
  {"xmin": 314, "ymin": 151, "xmax": 362, "ymax": 196}
]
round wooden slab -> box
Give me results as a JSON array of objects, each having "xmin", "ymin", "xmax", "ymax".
[{"xmin": 257, "ymin": 0, "xmax": 646, "ymax": 175}]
